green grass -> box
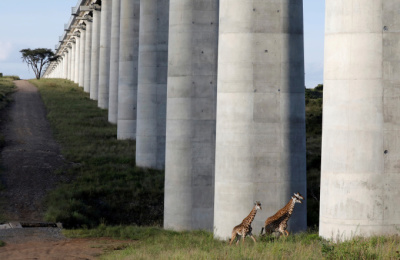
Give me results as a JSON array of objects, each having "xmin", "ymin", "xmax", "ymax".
[
  {"xmin": 2, "ymin": 75, "xmax": 20, "ymax": 81},
  {"xmin": 62, "ymin": 225, "xmax": 400, "ymax": 259},
  {"xmin": 30, "ymin": 79, "xmax": 164, "ymax": 228},
  {"xmin": 0, "ymin": 77, "xmax": 17, "ymax": 111},
  {"xmin": 0, "ymin": 76, "xmax": 17, "ymax": 243},
  {"xmin": 29, "ymin": 78, "xmax": 322, "ymax": 229}
]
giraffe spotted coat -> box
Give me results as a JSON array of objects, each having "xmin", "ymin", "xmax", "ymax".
[
  {"xmin": 261, "ymin": 192, "xmax": 304, "ymax": 237},
  {"xmin": 229, "ymin": 201, "xmax": 262, "ymax": 245}
]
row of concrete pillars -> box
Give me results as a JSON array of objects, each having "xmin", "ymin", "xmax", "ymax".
[
  {"xmin": 45, "ymin": 0, "xmax": 307, "ymax": 240},
  {"xmin": 45, "ymin": 0, "xmax": 400, "ymax": 241}
]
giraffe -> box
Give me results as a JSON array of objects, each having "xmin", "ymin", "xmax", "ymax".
[
  {"xmin": 260, "ymin": 192, "xmax": 304, "ymax": 237},
  {"xmin": 229, "ymin": 201, "xmax": 262, "ymax": 245}
]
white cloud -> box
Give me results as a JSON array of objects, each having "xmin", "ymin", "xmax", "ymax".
[{"xmin": 0, "ymin": 42, "xmax": 13, "ymax": 61}]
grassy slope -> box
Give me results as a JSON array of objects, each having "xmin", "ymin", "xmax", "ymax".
[
  {"xmin": 0, "ymin": 76, "xmax": 17, "ymax": 111},
  {"xmin": 29, "ymin": 80, "xmax": 400, "ymax": 258},
  {"xmin": 30, "ymin": 79, "xmax": 164, "ymax": 228},
  {"xmin": 64, "ymin": 225, "xmax": 400, "ymax": 259},
  {"xmin": 0, "ymin": 76, "xmax": 17, "ymax": 243},
  {"xmin": 31, "ymin": 79, "xmax": 323, "ymax": 229}
]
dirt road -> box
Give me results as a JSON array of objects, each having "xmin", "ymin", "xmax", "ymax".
[{"xmin": 0, "ymin": 80, "xmax": 126, "ymax": 259}]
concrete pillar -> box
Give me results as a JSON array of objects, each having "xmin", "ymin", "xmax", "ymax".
[
  {"xmin": 320, "ymin": 0, "xmax": 400, "ymax": 241},
  {"xmin": 63, "ymin": 52, "xmax": 68, "ymax": 79},
  {"xmin": 213, "ymin": 0, "xmax": 307, "ymax": 239},
  {"xmin": 117, "ymin": 0, "xmax": 140, "ymax": 139},
  {"xmin": 98, "ymin": 0, "xmax": 113, "ymax": 108},
  {"xmin": 59, "ymin": 57, "xmax": 63, "ymax": 78},
  {"xmin": 67, "ymin": 47, "xmax": 72, "ymax": 80},
  {"xmin": 58, "ymin": 59, "xmax": 62, "ymax": 78},
  {"xmin": 74, "ymin": 33, "xmax": 81, "ymax": 83},
  {"xmin": 136, "ymin": 0, "xmax": 169, "ymax": 169},
  {"xmin": 108, "ymin": 0, "xmax": 121, "ymax": 124},
  {"xmin": 84, "ymin": 18, "xmax": 93, "ymax": 93},
  {"xmin": 79, "ymin": 26, "xmax": 86, "ymax": 87},
  {"xmin": 164, "ymin": 0, "xmax": 218, "ymax": 231},
  {"xmin": 70, "ymin": 42, "xmax": 76, "ymax": 81},
  {"xmin": 90, "ymin": 8, "xmax": 101, "ymax": 100}
]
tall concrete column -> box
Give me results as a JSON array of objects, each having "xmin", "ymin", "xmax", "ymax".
[
  {"xmin": 90, "ymin": 7, "xmax": 101, "ymax": 100},
  {"xmin": 117, "ymin": 0, "xmax": 140, "ymax": 139},
  {"xmin": 79, "ymin": 26, "xmax": 86, "ymax": 88},
  {"xmin": 136, "ymin": 0, "xmax": 169, "ymax": 169},
  {"xmin": 214, "ymin": 0, "xmax": 307, "ymax": 239},
  {"xmin": 164, "ymin": 0, "xmax": 218, "ymax": 231},
  {"xmin": 108, "ymin": 0, "xmax": 121, "ymax": 124},
  {"xmin": 320, "ymin": 0, "xmax": 400, "ymax": 241},
  {"xmin": 63, "ymin": 52, "xmax": 68, "ymax": 79},
  {"xmin": 59, "ymin": 57, "xmax": 63, "ymax": 78},
  {"xmin": 74, "ymin": 33, "xmax": 81, "ymax": 83},
  {"xmin": 67, "ymin": 46, "xmax": 72, "ymax": 80},
  {"xmin": 98, "ymin": 0, "xmax": 112, "ymax": 108},
  {"xmin": 70, "ymin": 41, "xmax": 76, "ymax": 81},
  {"xmin": 59, "ymin": 59, "xmax": 63, "ymax": 78},
  {"xmin": 84, "ymin": 18, "xmax": 93, "ymax": 93}
]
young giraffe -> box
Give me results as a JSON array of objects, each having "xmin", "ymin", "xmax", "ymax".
[
  {"xmin": 260, "ymin": 192, "xmax": 304, "ymax": 237},
  {"xmin": 229, "ymin": 201, "xmax": 262, "ymax": 245}
]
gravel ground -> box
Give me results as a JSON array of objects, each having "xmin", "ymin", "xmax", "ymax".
[
  {"xmin": 0, "ymin": 227, "xmax": 65, "ymax": 244},
  {"xmin": 0, "ymin": 80, "xmax": 68, "ymax": 242}
]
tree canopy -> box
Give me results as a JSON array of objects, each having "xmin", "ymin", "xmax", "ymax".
[{"xmin": 20, "ymin": 48, "xmax": 56, "ymax": 79}]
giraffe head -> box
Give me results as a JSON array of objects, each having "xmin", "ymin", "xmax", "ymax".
[
  {"xmin": 292, "ymin": 192, "xmax": 304, "ymax": 204},
  {"xmin": 254, "ymin": 201, "xmax": 262, "ymax": 210}
]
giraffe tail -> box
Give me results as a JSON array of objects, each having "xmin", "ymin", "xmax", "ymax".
[{"xmin": 260, "ymin": 227, "xmax": 264, "ymax": 236}]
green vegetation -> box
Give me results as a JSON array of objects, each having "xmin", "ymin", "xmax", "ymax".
[
  {"xmin": 305, "ymin": 84, "xmax": 323, "ymax": 228},
  {"xmin": 0, "ymin": 76, "xmax": 17, "ymax": 111},
  {"xmin": 62, "ymin": 225, "xmax": 400, "ymax": 259},
  {"xmin": 0, "ymin": 76, "xmax": 17, "ymax": 161},
  {"xmin": 20, "ymin": 48, "xmax": 55, "ymax": 79},
  {"xmin": 2, "ymin": 75, "xmax": 20, "ymax": 81},
  {"xmin": 30, "ymin": 79, "xmax": 164, "ymax": 228},
  {"xmin": 29, "ymin": 78, "xmax": 323, "ymax": 229},
  {"xmin": 0, "ymin": 76, "xmax": 17, "ymax": 243}
]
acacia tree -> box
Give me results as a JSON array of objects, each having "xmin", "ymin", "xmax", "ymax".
[{"xmin": 20, "ymin": 48, "xmax": 55, "ymax": 80}]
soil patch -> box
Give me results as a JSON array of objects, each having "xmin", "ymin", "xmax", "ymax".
[{"xmin": 0, "ymin": 237, "xmax": 130, "ymax": 260}]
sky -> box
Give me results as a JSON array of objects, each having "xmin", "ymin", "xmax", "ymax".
[{"xmin": 0, "ymin": 1, "xmax": 325, "ymax": 88}]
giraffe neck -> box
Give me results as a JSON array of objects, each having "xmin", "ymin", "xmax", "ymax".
[
  {"xmin": 282, "ymin": 198, "xmax": 296, "ymax": 217},
  {"xmin": 242, "ymin": 206, "xmax": 258, "ymax": 227}
]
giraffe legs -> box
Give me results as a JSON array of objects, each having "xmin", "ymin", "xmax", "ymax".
[
  {"xmin": 229, "ymin": 231, "xmax": 237, "ymax": 245},
  {"xmin": 229, "ymin": 236, "xmax": 235, "ymax": 245},
  {"xmin": 250, "ymin": 235, "xmax": 257, "ymax": 243},
  {"xmin": 260, "ymin": 227, "xmax": 264, "ymax": 236}
]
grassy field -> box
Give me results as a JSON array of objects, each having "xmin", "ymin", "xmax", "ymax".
[
  {"xmin": 0, "ymin": 76, "xmax": 17, "ymax": 111},
  {"xmin": 62, "ymin": 225, "xmax": 400, "ymax": 259},
  {"xmin": 0, "ymin": 75, "xmax": 18, "ymax": 241},
  {"xmin": 30, "ymin": 79, "xmax": 164, "ymax": 228},
  {"xmin": 23, "ymin": 79, "xmax": 400, "ymax": 258}
]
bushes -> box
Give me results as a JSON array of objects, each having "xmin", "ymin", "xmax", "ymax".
[
  {"xmin": 2, "ymin": 75, "xmax": 20, "ymax": 80},
  {"xmin": 305, "ymin": 84, "xmax": 323, "ymax": 227}
]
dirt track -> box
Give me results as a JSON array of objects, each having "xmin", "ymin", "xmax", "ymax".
[{"xmin": 0, "ymin": 80, "xmax": 127, "ymax": 259}]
